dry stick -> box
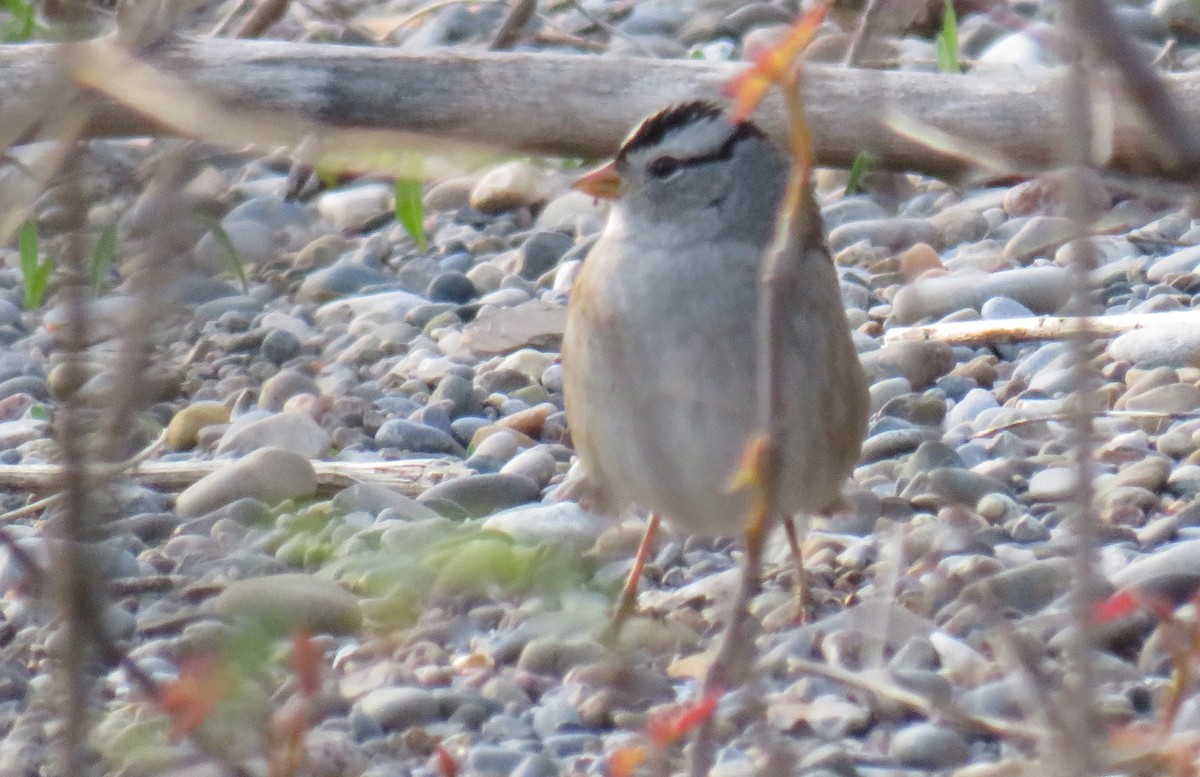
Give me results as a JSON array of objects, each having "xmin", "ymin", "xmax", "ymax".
[
  {"xmin": 0, "ymin": 457, "xmax": 469, "ymax": 494},
  {"xmin": 841, "ymin": 0, "xmax": 888, "ymax": 67},
  {"xmin": 9, "ymin": 40, "xmax": 1200, "ymax": 180},
  {"xmin": 883, "ymin": 309, "xmax": 1200, "ymax": 346},
  {"xmin": 1053, "ymin": 6, "xmax": 1106, "ymax": 774},
  {"xmin": 488, "ymin": 0, "xmax": 537, "ymax": 51}
]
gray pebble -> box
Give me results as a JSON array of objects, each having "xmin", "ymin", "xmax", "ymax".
[
  {"xmin": 889, "ymin": 722, "xmax": 970, "ymax": 769},
  {"xmin": 176, "ymin": 447, "xmax": 316, "ymax": 517},
  {"xmin": 357, "ymin": 687, "xmax": 441, "ymax": 731},
  {"xmin": 376, "ymin": 419, "xmax": 465, "ymax": 456},
  {"xmin": 418, "ymin": 473, "xmax": 540, "ymax": 517},
  {"xmin": 210, "ymin": 572, "xmax": 361, "ymax": 635}
]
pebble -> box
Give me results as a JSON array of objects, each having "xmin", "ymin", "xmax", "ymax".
[
  {"xmin": 470, "ymin": 161, "xmax": 554, "ymax": 214},
  {"xmin": 317, "ymin": 183, "xmax": 392, "ymax": 231},
  {"xmin": 417, "ymin": 474, "xmax": 540, "ymax": 518},
  {"xmin": 166, "ymin": 402, "xmax": 231, "ymax": 450},
  {"xmin": 209, "ymin": 573, "xmax": 361, "ymax": 635},
  {"xmin": 175, "ymin": 447, "xmax": 317, "ymax": 517},
  {"xmin": 376, "ymin": 418, "xmax": 465, "ymax": 456},
  {"xmin": 891, "ymin": 266, "xmax": 1071, "ymax": 324},
  {"xmin": 481, "ymin": 502, "xmax": 606, "ymax": 550},
  {"xmin": 216, "ymin": 410, "xmax": 331, "ymax": 458}
]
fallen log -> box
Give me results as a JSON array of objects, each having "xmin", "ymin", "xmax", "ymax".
[{"xmin": 2, "ymin": 37, "xmax": 1199, "ymax": 179}]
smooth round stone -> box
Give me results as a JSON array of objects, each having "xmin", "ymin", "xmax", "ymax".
[
  {"xmin": 891, "ymin": 265, "xmax": 1070, "ymax": 324},
  {"xmin": 1147, "ymin": 244, "xmax": 1200, "ymax": 282},
  {"xmin": 470, "ymin": 161, "xmax": 552, "ymax": 214},
  {"xmin": 821, "ymin": 197, "xmax": 888, "ymax": 229},
  {"xmin": 977, "ymin": 25, "xmax": 1061, "ymax": 69},
  {"xmin": 889, "ymin": 722, "xmax": 970, "ymax": 769},
  {"xmin": 510, "ymin": 753, "xmax": 560, "ymax": 777},
  {"xmin": 978, "ymin": 557, "xmax": 1074, "ymax": 614},
  {"xmin": 423, "ymin": 176, "xmax": 473, "ymax": 211},
  {"xmin": 535, "ymin": 191, "xmax": 608, "ymax": 233},
  {"xmin": 216, "ymin": 411, "xmax": 330, "ymax": 458},
  {"xmin": 1168, "ymin": 464, "xmax": 1200, "ymax": 496},
  {"xmin": 357, "ymin": 687, "xmax": 442, "ymax": 731},
  {"xmin": 429, "ymin": 373, "xmax": 479, "ymax": 418},
  {"xmin": 468, "ymin": 746, "xmax": 527, "ymax": 774},
  {"xmin": 473, "ymin": 429, "xmax": 520, "ymax": 462},
  {"xmin": 860, "ymin": 427, "xmax": 931, "ymax": 463},
  {"xmin": 332, "ymin": 482, "xmax": 441, "ymax": 522},
  {"xmin": 928, "ymin": 208, "xmax": 989, "ymax": 248},
  {"xmin": 166, "ymin": 402, "xmax": 231, "ymax": 450},
  {"xmin": 210, "ymin": 572, "xmax": 361, "ymax": 635},
  {"xmin": 944, "ymin": 387, "xmax": 1000, "ymax": 429},
  {"xmin": 175, "ymin": 447, "xmax": 317, "ymax": 517},
  {"xmin": 518, "ymin": 230, "xmax": 573, "ymax": 280},
  {"xmin": 979, "ymin": 296, "xmax": 1034, "ymax": 320},
  {"xmin": 828, "ymin": 218, "xmax": 937, "ymax": 252},
  {"xmin": 417, "ymin": 473, "xmax": 539, "ymax": 518},
  {"xmin": 1124, "ymin": 383, "xmax": 1200, "ymax": 414},
  {"xmin": 959, "ymin": 680, "xmax": 1025, "ymax": 719},
  {"xmin": 482, "ymin": 502, "xmax": 606, "ymax": 550},
  {"xmin": 1113, "ymin": 538, "xmax": 1200, "ymax": 587},
  {"xmin": 1110, "ymin": 456, "xmax": 1171, "ymax": 492},
  {"xmin": 516, "ymin": 637, "xmax": 606, "ymax": 677},
  {"xmin": 619, "ymin": 2, "xmax": 685, "ymax": 34},
  {"xmin": 977, "ymin": 492, "xmax": 1021, "ymax": 523},
  {"xmin": 927, "ymin": 468, "xmax": 1010, "ymax": 506},
  {"xmin": 0, "ymin": 299, "xmax": 19, "ymax": 328},
  {"xmin": 1025, "ymin": 467, "xmax": 1077, "ymax": 502},
  {"xmin": 425, "ymin": 271, "xmax": 477, "ymax": 304},
  {"xmin": 316, "ymin": 183, "xmax": 391, "ymax": 231},
  {"xmin": 869, "ymin": 376, "xmax": 912, "ymax": 415},
  {"xmin": 500, "ymin": 447, "xmax": 557, "ymax": 487},
  {"xmin": 298, "ymin": 262, "xmax": 394, "ymax": 302},
  {"xmin": 259, "ymin": 369, "xmax": 320, "ymax": 412},
  {"xmin": 260, "ymin": 329, "xmax": 301, "ymax": 365},
  {"xmin": 194, "ymin": 219, "xmax": 274, "ymax": 269},
  {"xmin": 376, "ymin": 417, "xmax": 462, "ymax": 456},
  {"xmin": 860, "ymin": 342, "xmax": 955, "ymax": 389},
  {"xmin": 1108, "ymin": 321, "xmax": 1200, "ymax": 367}
]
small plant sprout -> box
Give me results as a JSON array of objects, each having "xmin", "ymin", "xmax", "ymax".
[
  {"xmin": 936, "ymin": 0, "xmax": 961, "ymax": 74},
  {"xmin": 394, "ymin": 178, "xmax": 427, "ymax": 251},
  {"xmin": 17, "ymin": 220, "xmax": 52, "ymax": 310}
]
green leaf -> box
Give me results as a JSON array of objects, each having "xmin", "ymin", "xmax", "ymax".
[
  {"xmin": 29, "ymin": 405, "xmax": 49, "ymax": 421},
  {"xmin": 0, "ymin": 0, "xmax": 35, "ymax": 42},
  {"xmin": 206, "ymin": 221, "xmax": 248, "ymax": 293},
  {"xmin": 25, "ymin": 262, "xmax": 51, "ymax": 310},
  {"xmin": 17, "ymin": 220, "xmax": 37, "ymax": 279},
  {"xmin": 394, "ymin": 178, "xmax": 427, "ymax": 251},
  {"xmin": 17, "ymin": 220, "xmax": 52, "ymax": 309},
  {"xmin": 845, "ymin": 152, "xmax": 878, "ymax": 196},
  {"xmin": 936, "ymin": 0, "xmax": 960, "ymax": 74},
  {"xmin": 90, "ymin": 224, "xmax": 117, "ymax": 291}
]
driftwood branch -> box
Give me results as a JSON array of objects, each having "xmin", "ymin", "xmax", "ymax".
[
  {"xmin": 0, "ymin": 457, "xmax": 469, "ymax": 495},
  {"xmin": 3, "ymin": 37, "xmax": 1200, "ymax": 179},
  {"xmin": 884, "ymin": 310, "xmax": 1200, "ymax": 346}
]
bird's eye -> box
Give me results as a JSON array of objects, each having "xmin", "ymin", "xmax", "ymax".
[{"xmin": 647, "ymin": 156, "xmax": 680, "ymax": 178}]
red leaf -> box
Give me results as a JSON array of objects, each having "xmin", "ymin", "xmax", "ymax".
[
  {"xmin": 158, "ymin": 653, "xmax": 228, "ymax": 740},
  {"xmin": 725, "ymin": 4, "xmax": 828, "ymax": 123},
  {"xmin": 646, "ymin": 690, "xmax": 722, "ymax": 746},
  {"xmin": 289, "ymin": 630, "xmax": 322, "ymax": 698},
  {"xmin": 436, "ymin": 745, "xmax": 459, "ymax": 777}
]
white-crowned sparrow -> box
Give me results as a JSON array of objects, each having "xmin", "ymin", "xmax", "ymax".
[{"xmin": 561, "ymin": 101, "xmax": 869, "ymax": 629}]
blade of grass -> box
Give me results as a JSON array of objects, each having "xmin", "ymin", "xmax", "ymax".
[
  {"xmin": 90, "ymin": 224, "xmax": 117, "ymax": 292},
  {"xmin": 394, "ymin": 178, "xmax": 427, "ymax": 251},
  {"xmin": 205, "ymin": 221, "xmax": 249, "ymax": 294},
  {"xmin": 845, "ymin": 151, "xmax": 878, "ymax": 195},
  {"xmin": 936, "ymin": 0, "xmax": 960, "ymax": 74}
]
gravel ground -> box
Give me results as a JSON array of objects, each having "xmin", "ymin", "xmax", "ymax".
[{"xmin": 3, "ymin": 0, "xmax": 1200, "ymax": 775}]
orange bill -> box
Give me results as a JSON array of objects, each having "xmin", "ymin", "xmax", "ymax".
[{"xmin": 573, "ymin": 160, "xmax": 622, "ymax": 200}]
